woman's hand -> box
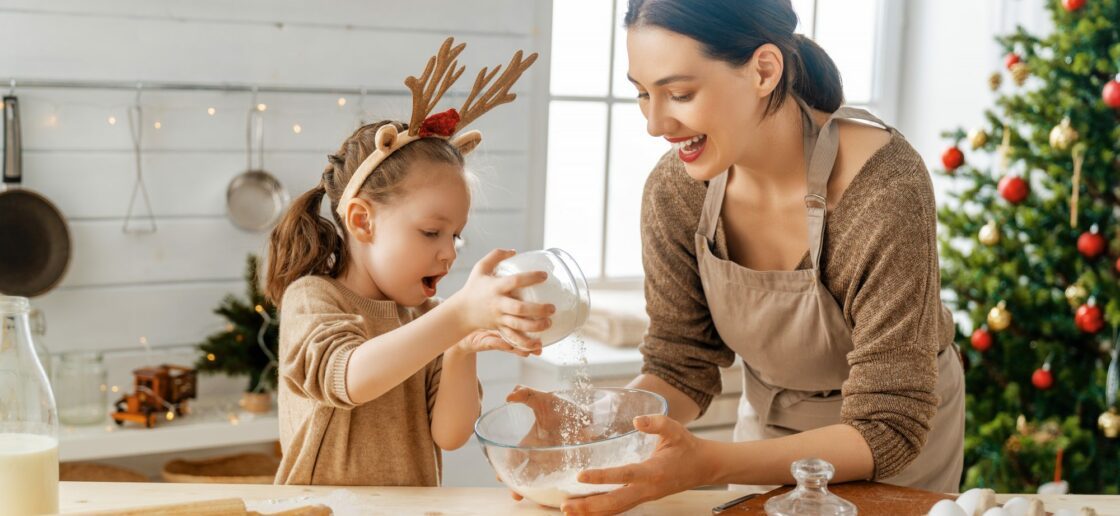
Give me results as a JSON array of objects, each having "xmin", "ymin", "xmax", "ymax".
[
  {"xmin": 560, "ymin": 415, "xmax": 720, "ymax": 516},
  {"xmin": 455, "ymin": 330, "xmax": 541, "ymax": 357},
  {"xmin": 451, "ymin": 248, "xmax": 555, "ymax": 348}
]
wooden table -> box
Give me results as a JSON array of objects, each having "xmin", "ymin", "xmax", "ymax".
[{"xmin": 58, "ymin": 482, "xmax": 1120, "ymax": 515}]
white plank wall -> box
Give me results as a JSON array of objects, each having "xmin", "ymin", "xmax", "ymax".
[{"xmin": 1, "ymin": 0, "xmax": 552, "ymax": 486}]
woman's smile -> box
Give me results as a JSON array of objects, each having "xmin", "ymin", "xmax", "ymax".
[{"xmin": 666, "ymin": 134, "xmax": 708, "ymax": 163}]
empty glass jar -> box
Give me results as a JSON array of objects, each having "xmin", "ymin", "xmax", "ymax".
[
  {"xmin": 54, "ymin": 351, "xmax": 108, "ymax": 426},
  {"xmin": 765, "ymin": 458, "xmax": 857, "ymax": 516},
  {"xmin": 493, "ymin": 248, "xmax": 590, "ymax": 349}
]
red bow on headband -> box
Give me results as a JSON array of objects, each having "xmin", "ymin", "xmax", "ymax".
[{"xmin": 419, "ymin": 108, "xmax": 461, "ymax": 138}]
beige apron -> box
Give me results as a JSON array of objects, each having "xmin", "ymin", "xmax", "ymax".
[{"xmin": 694, "ymin": 100, "xmax": 964, "ymax": 493}]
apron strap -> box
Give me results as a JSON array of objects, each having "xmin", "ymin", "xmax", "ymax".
[
  {"xmin": 699, "ymin": 171, "xmax": 728, "ymax": 242},
  {"xmin": 799, "ymin": 100, "xmax": 892, "ymax": 270}
]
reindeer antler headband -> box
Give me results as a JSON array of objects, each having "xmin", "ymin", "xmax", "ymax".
[{"xmin": 336, "ymin": 37, "xmax": 538, "ymax": 218}]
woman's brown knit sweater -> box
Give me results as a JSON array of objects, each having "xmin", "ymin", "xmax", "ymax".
[{"xmin": 638, "ymin": 132, "xmax": 957, "ymax": 480}]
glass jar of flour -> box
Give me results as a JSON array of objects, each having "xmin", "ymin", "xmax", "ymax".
[{"xmin": 494, "ymin": 249, "xmax": 590, "ymax": 349}]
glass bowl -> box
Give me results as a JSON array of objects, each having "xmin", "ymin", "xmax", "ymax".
[
  {"xmin": 493, "ymin": 248, "xmax": 590, "ymax": 349},
  {"xmin": 474, "ymin": 388, "xmax": 667, "ymax": 508}
]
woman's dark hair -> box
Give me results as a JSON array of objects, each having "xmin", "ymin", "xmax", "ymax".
[{"xmin": 625, "ymin": 0, "xmax": 843, "ymax": 115}]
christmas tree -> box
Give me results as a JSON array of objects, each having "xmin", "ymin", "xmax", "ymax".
[
  {"xmin": 936, "ymin": 0, "xmax": 1120, "ymax": 494},
  {"xmin": 196, "ymin": 254, "xmax": 279, "ymax": 393}
]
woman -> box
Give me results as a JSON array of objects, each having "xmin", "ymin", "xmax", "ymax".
[{"xmin": 515, "ymin": 0, "xmax": 965, "ymax": 513}]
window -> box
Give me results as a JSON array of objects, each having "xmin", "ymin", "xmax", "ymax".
[{"xmin": 544, "ymin": 0, "xmax": 904, "ymax": 282}]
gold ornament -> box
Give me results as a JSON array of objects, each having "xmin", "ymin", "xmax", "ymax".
[
  {"xmin": 1010, "ymin": 63, "xmax": 1029, "ymax": 86},
  {"xmin": 1064, "ymin": 284, "xmax": 1088, "ymax": 308},
  {"xmin": 968, "ymin": 128, "xmax": 989, "ymax": 150},
  {"xmin": 1100, "ymin": 408, "xmax": 1120, "ymax": 439},
  {"xmin": 1049, "ymin": 117, "xmax": 1079, "ymax": 152},
  {"xmin": 988, "ymin": 300, "xmax": 1012, "ymax": 332},
  {"xmin": 988, "ymin": 72, "xmax": 1003, "ymax": 91},
  {"xmin": 978, "ymin": 220, "xmax": 1000, "ymax": 246}
]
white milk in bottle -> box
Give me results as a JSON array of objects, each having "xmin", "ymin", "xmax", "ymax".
[{"xmin": 0, "ymin": 433, "xmax": 58, "ymax": 515}]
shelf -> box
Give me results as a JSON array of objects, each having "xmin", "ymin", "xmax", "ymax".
[{"xmin": 58, "ymin": 397, "xmax": 278, "ymax": 462}]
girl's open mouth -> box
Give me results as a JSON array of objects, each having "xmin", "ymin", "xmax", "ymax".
[{"xmin": 422, "ymin": 274, "xmax": 443, "ymax": 297}]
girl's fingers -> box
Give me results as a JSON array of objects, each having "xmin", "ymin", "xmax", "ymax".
[
  {"xmin": 498, "ymin": 327, "xmax": 539, "ymax": 350},
  {"xmin": 474, "ymin": 248, "xmax": 517, "ymax": 276},
  {"xmin": 500, "ymin": 298, "xmax": 555, "ymax": 318},
  {"xmin": 500, "ymin": 314, "xmax": 551, "ymax": 333},
  {"xmin": 499, "ymin": 270, "xmax": 548, "ymax": 292}
]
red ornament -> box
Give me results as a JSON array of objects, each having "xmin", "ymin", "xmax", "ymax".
[
  {"xmin": 1115, "ymin": 256, "xmax": 1120, "ymax": 274},
  {"xmin": 418, "ymin": 108, "xmax": 461, "ymax": 138},
  {"xmin": 1032, "ymin": 368, "xmax": 1054, "ymax": 390},
  {"xmin": 941, "ymin": 146, "xmax": 964, "ymax": 172},
  {"xmin": 1077, "ymin": 226, "xmax": 1106, "ymax": 259},
  {"xmin": 1005, "ymin": 53, "xmax": 1021, "ymax": 70},
  {"xmin": 1062, "ymin": 0, "xmax": 1086, "ymax": 11},
  {"xmin": 970, "ymin": 328, "xmax": 993, "ymax": 352},
  {"xmin": 997, "ymin": 175, "xmax": 1029, "ymax": 204},
  {"xmin": 1103, "ymin": 79, "xmax": 1120, "ymax": 109},
  {"xmin": 1075, "ymin": 302, "xmax": 1104, "ymax": 334}
]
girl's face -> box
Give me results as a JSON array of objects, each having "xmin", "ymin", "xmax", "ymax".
[
  {"xmin": 354, "ymin": 161, "xmax": 470, "ymax": 307},
  {"xmin": 626, "ymin": 26, "xmax": 778, "ymax": 181}
]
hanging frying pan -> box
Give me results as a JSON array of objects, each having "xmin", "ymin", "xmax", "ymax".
[
  {"xmin": 0, "ymin": 95, "xmax": 71, "ymax": 296},
  {"xmin": 226, "ymin": 106, "xmax": 289, "ymax": 232}
]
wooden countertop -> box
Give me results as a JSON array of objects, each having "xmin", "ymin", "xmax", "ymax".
[{"xmin": 58, "ymin": 482, "xmax": 1120, "ymax": 515}]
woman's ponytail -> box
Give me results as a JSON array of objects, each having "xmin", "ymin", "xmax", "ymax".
[{"xmin": 790, "ymin": 34, "xmax": 844, "ymax": 112}]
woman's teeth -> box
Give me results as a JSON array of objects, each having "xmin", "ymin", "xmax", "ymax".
[{"xmin": 674, "ymin": 135, "xmax": 707, "ymax": 152}]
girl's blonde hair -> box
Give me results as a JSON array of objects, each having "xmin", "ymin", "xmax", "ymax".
[{"xmin": 265, "ymin": 121, "xmax": 465, "ymax": 305}]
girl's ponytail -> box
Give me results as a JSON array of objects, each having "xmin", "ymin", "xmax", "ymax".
[{"xmin": 265, "ymin": 176, "xmax": 347, "ymax": 305}]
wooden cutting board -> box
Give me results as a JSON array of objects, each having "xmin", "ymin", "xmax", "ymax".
[{"xmin": 712, "ymin": 481, "xmax": 957, "ymax": 515}]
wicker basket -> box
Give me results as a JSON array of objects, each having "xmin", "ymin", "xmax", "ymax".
[
  {"xmin": 161, "ymin": 452, "xmax": 279, "ymax": 484},
  {"xmin": 60, "ymin": 462, "xmax": 149, "ymax": 482}
]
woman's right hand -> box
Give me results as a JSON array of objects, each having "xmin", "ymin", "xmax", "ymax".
[{"xmin": 453, "ymin": 249, "xmax": 555, "ymax": 349}]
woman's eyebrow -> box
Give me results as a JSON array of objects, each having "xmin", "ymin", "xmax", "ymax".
[{"xmin": 627, "ymin": 73, "xmax": 697, "ymax": 86}]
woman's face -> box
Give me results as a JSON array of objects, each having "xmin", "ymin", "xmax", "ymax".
[{"xmin": 626, "ymin": 26, "xmax": 778, "ymax": 181}]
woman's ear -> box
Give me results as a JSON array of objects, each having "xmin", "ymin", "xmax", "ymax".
[
  {"xmin": 344, "ymin": 198, "xmax": 376, "ymax": 244},
  {"xmin": 749, "ymin": 43, "xmax": 785, "ymax": 99},
  {"xmin": 450, "ymin": 130, "xmax": 482, "ymax": 155}
]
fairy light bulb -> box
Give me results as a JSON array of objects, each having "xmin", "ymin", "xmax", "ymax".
[
  {"xmin": 166, "ymin": 411, "xmax": 175, "ymax": 421},
  {"xmin": 207, "ymin": 353, "xmax": 216, "ymax": 362},
  {"xmin": 207, "ymin": 107, "xmax": 216, "ymax": 116},
  {"xmin": 292, "ymin": 123, "xmax": 302, "ymax": 134},
  {"xmin": 256, "ymin": 103, "xmax": 267, "ymax": 112},
  {"xmin": 110, "ymin": 385, "xmax": 120, "ymax": 393},
  {"xmin": 153, "ymin": 121, "xmax": 162, "ymax": 130},
  {"xmin": 107, "ymin": 116, "xmax": 117, "ymax": 125},
  {"xmin": 337, "ymin": 97, "xmax": 347, "ymax": 107}
]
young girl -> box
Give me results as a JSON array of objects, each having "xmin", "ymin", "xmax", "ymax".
[{"xmin": 265, "ymin": 39, "xmax": 545, "ymax": 487}]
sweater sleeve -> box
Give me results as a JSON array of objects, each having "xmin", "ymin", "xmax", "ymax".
[
  {"xmin": 638, "ymin": 153, "xmax": 736, "ymax": 416},
  {"xmin": 278, "ymin": 277, "xmax": 366, "ymax": 410},
  {"xmin": 838, "ymin": 176, "xmax": 943, "ymax": 480}
]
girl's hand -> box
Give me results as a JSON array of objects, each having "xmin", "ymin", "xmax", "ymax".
[
  {"xmin": 453, "ymin": 249, "xmax": 555, "ymax": 348},
  {"xmin": 560, "ymin": 415, "xmax": 718, "ymax": 516},
  {"xmin": 455, "ymin": 330, "xmax": 542, "ymax": 357}
]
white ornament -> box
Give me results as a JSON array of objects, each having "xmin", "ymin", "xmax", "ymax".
[
  {"xmin": 1001, "ymin": 497, "xmax": 1030, "ymax": 516},
  {"xmin": 929, "ymin": 499, "xmax": 968, "ymax": 516},
  {"xmin": 1038, "ymin": 480, "xmax": 1069, "ymax": 495}
]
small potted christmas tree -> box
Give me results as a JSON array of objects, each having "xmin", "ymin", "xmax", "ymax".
[{"xmin": 196, "ymin": 254, "xmax": 279, "ymax": 413}]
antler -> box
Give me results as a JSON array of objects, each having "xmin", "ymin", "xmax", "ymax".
[
  {"xmin": 458, "ymin": 50, "xmax": 539, "ymax": 130},
  {"xmin": 404, "ymin": 38, "xmax": 467, "ymax": 136}
]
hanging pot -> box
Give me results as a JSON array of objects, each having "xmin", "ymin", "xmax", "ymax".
[
  {"xmin": 0, "ymin": 95, "xmax": 71, "ymax": 296},
  {"xmin": 226, "ymin": 107, "xmax": 289, "ymax": 232}
]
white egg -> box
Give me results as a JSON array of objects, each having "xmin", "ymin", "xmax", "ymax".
[
  {"xmin": 982, "ymin": 508, "xmax": 1006, "ymax": 516},
  {"xmin": 1001, "ymin": 497, "xmax": 1030, "ymax": 516},
  {"xmin": 929, "ymin": 499, "xmax": 968, "ymax": 516},
  {"xmin": 1053, "ymin": 510, "xmax": 1075, "ymax": 516},
  {"xmin": 957, "ymin": 488, "xmax": 995, "ymax": 516}
]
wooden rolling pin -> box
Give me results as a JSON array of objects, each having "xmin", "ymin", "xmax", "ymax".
[{"xmin": 69, "ymin": 497, "xmax": 331, "ymax": 516}]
